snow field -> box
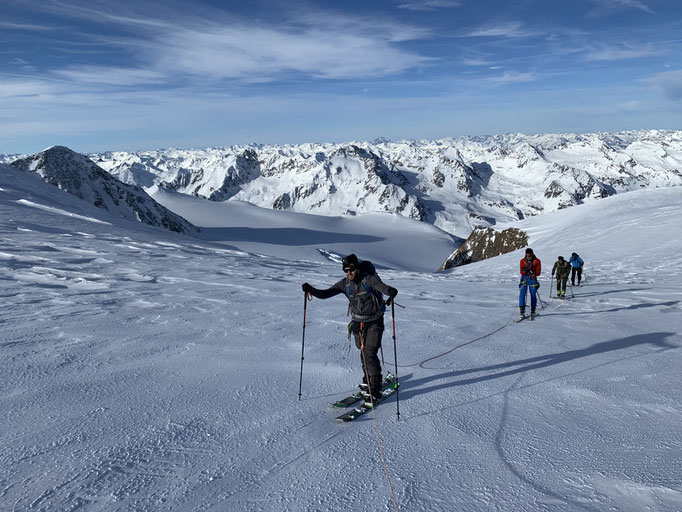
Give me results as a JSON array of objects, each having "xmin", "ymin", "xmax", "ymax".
[{"xmin": 1, "ymin": 165, "xmax": 681, "ymax": 511}]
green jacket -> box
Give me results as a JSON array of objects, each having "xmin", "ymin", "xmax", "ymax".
[{"xmin": 552, "ymin": 260, "xmax": 571, "ymax": 277}]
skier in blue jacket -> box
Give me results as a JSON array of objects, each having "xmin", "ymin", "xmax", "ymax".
[{"xmin": 569, "ymin": 252, "xmax": 584, "ymax": 286}]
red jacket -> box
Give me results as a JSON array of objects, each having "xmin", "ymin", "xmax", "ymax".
[{"xmin": 520, "ymin": 256, "xmax": 541, "ymax": 278}]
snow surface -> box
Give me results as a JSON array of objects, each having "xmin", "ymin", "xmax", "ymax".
[{"xmin": 1, "ymin": 163, "xmax": 681, "ymax": 511}]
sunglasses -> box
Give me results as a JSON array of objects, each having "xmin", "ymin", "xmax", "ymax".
[{"xmin": 344, "ymin": 268, "xmax": 357, "ymax": 273}]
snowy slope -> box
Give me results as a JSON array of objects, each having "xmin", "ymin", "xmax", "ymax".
[
  {"xmin": 1, "ymin": 165, "xmax": 681, "ymax": 511},
  {"xmin": 9, "ymin": 146, "xmax": 198, "ymax": 236},
  {"xmin": 147, "ymin": 185, "xmax": 458, "ymax": 272},
  {"xmin": 89, "ymin": 130, "xmax": 682, "ymax": 239}
]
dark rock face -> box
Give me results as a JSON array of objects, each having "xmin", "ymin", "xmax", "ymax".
[
  {"xmin": 439, "ymin": 227, "xmax": 528, "ymax": 270},
  {"xmin": 10, "ymin": 146, "xmax": 198, "ymax": 235}
]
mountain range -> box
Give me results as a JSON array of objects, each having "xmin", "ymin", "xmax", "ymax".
[
  {"xmin": 80, "ymin": 129, "xmax": 682, "ymax": 240},
  {"xmin": 1, "ymin": 130, "xmax": 680, "ymax": 254}
]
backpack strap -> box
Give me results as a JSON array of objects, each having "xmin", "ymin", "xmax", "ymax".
[{"xmin": 362, "ymin": 280, "xmax": 386, "ymax": 313}]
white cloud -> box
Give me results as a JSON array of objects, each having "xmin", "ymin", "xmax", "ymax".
[
  {"xmin": 463, "ymin": 21, "xmax": 536, "ymax": 39},
  {"xmin": 642, "ymin": 69, "xmax": 682, "ymax": 100},
  {"xmin": 0, "ymin": 21, "xmax": 56, "ymax": 31},
  {"xmin": 398, "ymin": 0, "xmax": 462, "ymax": 11},
  {"xmin": 585, "ymin": 44, "xmax": 661, "ymax": 61},
  {"xmin": 29, "ymin": 3, "xmax": 434, "ymax": 83},
  {"xmin": 486, "ymin": 71, "xmax": 537, "ymax": 84},
  {"xmin": 148, "ymin": 25, "xmax": 433, "ymax": 80},
  {"xmin": 619, "ymin": 100, "xmax": 643, "ymax": 111},
  {"xmin": 587, "ymin": 0, "xmax": 655, "ymax": 16},
  {"xmin": 462, "ymin": 58, "xmax": 491, "ymax": 67},
  {"xmin": 0, "ymin": 79, "xmax": 56, "ymax": 98},
  {"xmin": 54, "ymin": 66, "xmax": 166, "ymax": 85}
]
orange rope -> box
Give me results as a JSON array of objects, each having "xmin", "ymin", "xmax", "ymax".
[{"xmin": 359, "ymin": 325, "xmax": 400, "ymax": 512}]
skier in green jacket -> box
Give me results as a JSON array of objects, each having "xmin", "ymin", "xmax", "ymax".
[{"xmin": 551, "ymin": 256, "xmax": 571, "ymax": 298}]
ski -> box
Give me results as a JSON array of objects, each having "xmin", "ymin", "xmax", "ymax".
[
  {"xmin": 514, "ymin": 313, "xmax": 537, "ymax": 323},
  {"xmin": 330, "ymin": 373, "xmax": 396, "ymax": 408},
  {"xmin": 336, "ymin": 383, "xmax": 399, "ymax": 422}
]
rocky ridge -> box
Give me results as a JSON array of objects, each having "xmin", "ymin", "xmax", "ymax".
[
  {"xmin": 9, "ymin": 147, "xmax": 198, "ymax": 235},
  {"xmin": 439, "ymin": 227, "xmax": 529, "ymax": 270}
]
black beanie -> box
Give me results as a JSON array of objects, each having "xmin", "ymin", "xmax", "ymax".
[
  {"xmin": 525, "ymin": 248, "xmax": 534, "ymax": 255},
  {"xmin": 342, "ymin": 254, "xmax": 359, "ymax": 270}
]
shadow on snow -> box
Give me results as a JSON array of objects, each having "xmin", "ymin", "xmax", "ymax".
[
  {"xmin": 401, "ymin": 332, "xmax": 679, "ymax": 401},
  {"xmin": 201, "ymin": 227, "xmax": 384, "ymax": 246}
]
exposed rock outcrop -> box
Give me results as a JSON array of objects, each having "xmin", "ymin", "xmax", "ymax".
[{"xmin": 439, "ymin": 227, "xmax": 528, "ymax": 270}]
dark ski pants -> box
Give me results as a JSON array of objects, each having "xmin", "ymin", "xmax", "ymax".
[
  {"xmin": 571, "ymin": 267, "xmax": 582, "ymax": 285},
  {"xmin": 556, "ymin": 274, "xmax": 568, "ymax": 294},
  {"xmin": 353, "ymin": 318, "xmax": 383, "ymax": 378}
]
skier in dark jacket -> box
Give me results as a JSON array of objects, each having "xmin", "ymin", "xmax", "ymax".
[
  {"xmin": 569, "ymin": 252, "xmax": 584, "ymax": 286},
  {"xmin": 302, "ymin": 254, "xmax": 398, "ymax": 405},
  {"xmin": 519, "ymin": 248, "xmax": 541, "ymax": 318},
  {"xmin": 551, "ymin": 256, "xmax": 571, "ymax": 298}
]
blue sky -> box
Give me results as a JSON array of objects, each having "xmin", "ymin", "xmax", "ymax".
[{"xmin": 1, "ymin": 0, "xmax": 681, "ymax": 153}]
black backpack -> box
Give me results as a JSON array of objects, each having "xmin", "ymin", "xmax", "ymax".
[{"xmin": 345, "ymin": 260, "xmax": 386, "ymax": 314}]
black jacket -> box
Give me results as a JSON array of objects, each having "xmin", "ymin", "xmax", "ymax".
[{"xmin": 307, "ymin": 273, "xmax": 396, "ymax": 322}]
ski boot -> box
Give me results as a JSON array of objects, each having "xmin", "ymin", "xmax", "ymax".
[
  {"xmin": 530, "ymin": 307, "xmax": 536, "ymax": 319},
  {"xmin": 363, "ymin": 375, "xmax": 384, "ymax": 407},
  {"xmin": 519, "ymin": 306, "xmax": 526, "ymax": 320},
  {"xmin": 358, "ymin": 375, "xmax": 368, "ymax": 393}
]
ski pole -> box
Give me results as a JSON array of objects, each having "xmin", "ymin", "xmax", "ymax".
[
  {"xmin": 536, "ymin": 282, "xmax": 545, "ymax": 309},
  {"xmin": 298, "ymin": 291, "xmax": 308, "ymax": 400},
  {"xmin": 391, "ymin": 300, "xmax": 401, "ymax": 421},
  {"xmin": 568, "ymin": 281, "xmax": 574, "ymax": 298}
]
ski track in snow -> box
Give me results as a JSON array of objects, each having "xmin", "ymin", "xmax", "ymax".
[{"xmin": 1, "ymin": 175, "xmax": 682, "ymax": 511}]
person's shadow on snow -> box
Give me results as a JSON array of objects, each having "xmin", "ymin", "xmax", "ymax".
[
  {"xmin": 399, "ymin": 331, "xmax": 679, "ymax": 403},
  {"xmin": 538, "ymin": 299, "xmax": 678, "ymax": 317}
]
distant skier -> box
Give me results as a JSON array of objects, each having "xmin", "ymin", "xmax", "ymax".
[
  {"xmin": 302, "ymin": 254, "xmax": 398, "ymax": 406},
  {"xmin": 519, "ymin": 248, "xmax": 541, "ymax": 318},
  {"xmin": 551, "ymin": 256, "xmax": 571, "ymax": 298},
  {"xmin": 569, "ymin": 252, "xmax": 584, "ymax": 286}
]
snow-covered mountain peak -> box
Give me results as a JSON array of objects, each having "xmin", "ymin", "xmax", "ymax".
[
  {"xmin": 9, "ymin": 146, "xmax": 198, "ymax": 235},
  {"xmin": 92, "ymin": 129, "xmax": 682, "ymax": 239}
]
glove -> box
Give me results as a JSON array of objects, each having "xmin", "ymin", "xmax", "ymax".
[
  {"xmin": 386, "ymin": 287, "xmax": 398, "ymax": 305},
  {"xmin": 551, "ymin": 273, "xmax": 555, "ymax": 277},
  {"xmin": 302, "ymin": 283, "xmax": 313, "ymax": 294},
  {"xmin": 532, "ymin": 282, "xmax": 540, "ymax": 289}
]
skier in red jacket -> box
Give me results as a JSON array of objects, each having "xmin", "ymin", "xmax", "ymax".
[{"xmin": 519, "ymin": 248, "xmax": 541, "ymax": 319}]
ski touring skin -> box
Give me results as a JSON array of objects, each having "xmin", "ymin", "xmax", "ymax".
[
  {"xmin": 335, "ymin": 383, "xmax": 400, "ymax": 422},
  {"xmin": 330, "ymin": 373, "xmax": 396, "ymax": 409}
]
